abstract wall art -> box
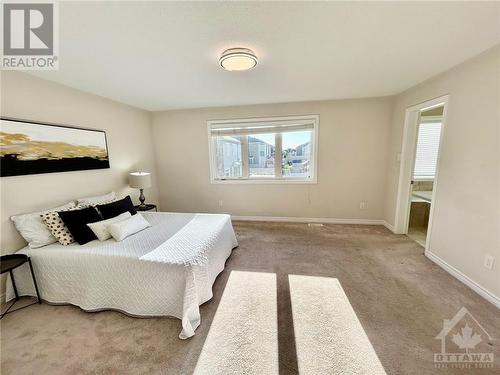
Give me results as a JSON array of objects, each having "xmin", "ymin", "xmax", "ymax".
[{"xmin": 1, "ymin": 118, "xmax": 110, "ymax": 177}]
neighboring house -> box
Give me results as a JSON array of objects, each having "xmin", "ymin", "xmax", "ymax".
[
  {"xmin": 295, "ymin": 141, "xmax": 311, "ymax": 157},
  {"xmin": 283, "ymin": 141, "xmax": 311, "ymax": 176},
  {"xmin": 248, "ymin": 136, "xmax": 274, "ymax": 168},
  {"xmin": 217, "ymin": 136, "xmax": 242, "ymax": 177}
]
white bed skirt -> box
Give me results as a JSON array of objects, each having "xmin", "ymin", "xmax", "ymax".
[{"xmin": 6, "ymin": 212, "xmax": 238, "ymax": 339}]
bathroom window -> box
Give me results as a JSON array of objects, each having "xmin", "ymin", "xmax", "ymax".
[{"xmin": 413, "ymin": 120, "xmax": 442, "ymax": 180}]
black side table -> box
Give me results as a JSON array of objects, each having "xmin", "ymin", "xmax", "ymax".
[
  {"xmin": 134, "ymin": 204, "xmax": 157, "ymax": 212},
  {"xmin": 1, "ymin": 254, "xmax": 41, "ymax": 318}
]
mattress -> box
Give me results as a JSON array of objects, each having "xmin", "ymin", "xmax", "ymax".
[{"xmin": 6, "ymin": 212, "xmax": 238, "ymax": 339}]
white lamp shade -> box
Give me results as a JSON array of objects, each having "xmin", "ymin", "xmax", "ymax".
[{"xmin": 129, "ymin": 172, "xmax": 151, "ymax": 189}]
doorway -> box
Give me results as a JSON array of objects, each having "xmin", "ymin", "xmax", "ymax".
[
  {"xmin": 407, "ymin": 106, "xmax": 443, "ymax": 245},
  {"xmin": 394, "ymin": 95, "xmax": 449, "ymax": 250}
]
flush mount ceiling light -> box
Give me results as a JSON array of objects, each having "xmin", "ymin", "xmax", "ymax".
[{"xmin": 219, "ymin": 48, "xmax": 258, "ymax": 71}]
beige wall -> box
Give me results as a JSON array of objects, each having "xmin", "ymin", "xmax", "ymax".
[
  {"xmin": 384, "ymin": 45, "xmax": 500, "ymax": 298},
  {"xmin": 152, "ymin": 97, "xmax": 393, "ymax": 221},
  {"xmin": 0, "ymin": 72, "xmax": 159, "ymax": 254}
]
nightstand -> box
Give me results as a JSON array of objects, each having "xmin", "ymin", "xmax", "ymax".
[
  {"xmin": 1, "ymin": 254, "xmax": 41, "ymax": 318},
  {"xmin": 134, "ymin": 204, "xmax": 157, "ymax": 212}
]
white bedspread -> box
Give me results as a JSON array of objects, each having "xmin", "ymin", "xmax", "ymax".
[{"xmin": 6, "ymin": 212, "xmax": 238, "ymax": 339}]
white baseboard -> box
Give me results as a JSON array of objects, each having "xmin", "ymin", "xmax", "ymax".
[
  {"xmin": 425, "ymin": 250, "xmax": 500, "ymax": 309},
  {"xmin": 231, "ymin": 215, "xmax": 386, "ymax": 226}
]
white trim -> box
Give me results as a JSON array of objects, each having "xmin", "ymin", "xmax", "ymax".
[
  {"xmin": 231, "ymin": 215, "xmax": 385, "ymax": 225},
  {"xmin": 394, "ymin": 94, "xmax": 450, "ymax": 239},
  {"xmin": 275, "ymin": 132, "xmax": 283, "ymax": 179},
  {"xmin": 423, "ymin": 98, "xmax": 449, "ymax": 251},
  {"xmin": 394, "ymin": 109, "xmax": 419, "ymax": 233},
  {"xmin": 211, "ymin": 178, "xmax": 317, "ymax": 185},
  {"xmin": 207, "ymin": 115, "xmax": 319, "ymax": 184},
  {"xmin": 425, "ymin": 250, "xmax": 500, "ymax": 309},
  {"xmin": 207, "ymin": 124, "xmax": 217, "ymax": 182}
]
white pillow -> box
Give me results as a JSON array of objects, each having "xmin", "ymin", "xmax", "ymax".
[
  {"xmin": 87, "ymin": 212, "xmax": 131, "ymax": 241},
  {"xmin": 106, "ymin": 214, "xmax": 151, "ymax": 242},
  {"xmin": 77, "ymin": 191, "xmax": 116, "ymax": 206},
  {"xmin": 11, "ymin": 202, "xmax": 76, "ymax": 248}
]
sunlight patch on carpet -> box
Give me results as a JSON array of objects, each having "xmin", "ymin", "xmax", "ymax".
[
  {"xmin": 193, "ymin": 270, "xmax": 278, "ymax": 375},
  {"xmin": 289, "ymin": 275, "xmax": 386, "ymax": 375}
]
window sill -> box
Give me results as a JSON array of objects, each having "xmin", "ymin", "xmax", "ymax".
[{"xmin": 210, "ymin": 178, "xmax": 317, "ymax": 185}]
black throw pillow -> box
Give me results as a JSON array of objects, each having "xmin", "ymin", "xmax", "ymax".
[
  {"xmin": 58, "ymin": 206, "xmax": 102, "ymax": 245},
  {"xmin": 97, "ymin": 195, "xmax": 137, "ymax": 219}
]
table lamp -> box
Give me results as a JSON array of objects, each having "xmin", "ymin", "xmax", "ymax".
[{"xmin": 129, "ymin": 172, "xmax": 151, "ymax": 208}]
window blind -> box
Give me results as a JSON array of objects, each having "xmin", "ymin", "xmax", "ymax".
[
  {"xmin": 210, "ymin": 119, "xmax": 314, "ymax": 136},
  {"xmin": 413, "ymin": 121, "xmax": 442, "ymax": 180}
]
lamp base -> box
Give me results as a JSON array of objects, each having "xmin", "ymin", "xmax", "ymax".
[{"xmin": 138, "ymin": 189, "xmax": 146, "ymax": 207}]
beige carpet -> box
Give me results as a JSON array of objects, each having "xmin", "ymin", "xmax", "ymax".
[
  {"xmin": 194, "ymin": 271, "xmax": 278, "ymax": 374},
  {"xmin": 289, "ymin": 275, "xmax": 385, "ymax": 375},
  {"xmin": 1, "ymin": 221, "xmax": 499, "ymax": 374}
]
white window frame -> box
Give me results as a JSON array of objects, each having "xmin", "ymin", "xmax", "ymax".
[{"xmin": 207, "ymin": 115, "xmax": 319, "ymax": 184}]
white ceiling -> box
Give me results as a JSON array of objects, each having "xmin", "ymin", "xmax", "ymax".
[{"xmin": 30, "ymin": 1, "xmax": 500, "ymax": 111}]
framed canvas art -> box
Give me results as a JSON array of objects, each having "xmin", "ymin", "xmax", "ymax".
[{"xmin": 0, "ymin": 118, "xmax": 110, "ymax": 177}]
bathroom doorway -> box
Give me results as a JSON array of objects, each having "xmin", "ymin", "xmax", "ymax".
[
  {"xmin": 394, "ymin": 95, "xmax": 448, "ymax": 250},
  {"xmin": 407, "ymin": 106, "xmax": 443, "ymax": 246}
]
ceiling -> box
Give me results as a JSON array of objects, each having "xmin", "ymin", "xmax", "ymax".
[{"xmin": 29, "ymin": 2, "xmax": 500, "ymax": 111}]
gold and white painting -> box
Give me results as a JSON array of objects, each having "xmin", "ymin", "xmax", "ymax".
[{"xmin": 0, "ymin": 118, "xmax": 110, "ymax": 177}]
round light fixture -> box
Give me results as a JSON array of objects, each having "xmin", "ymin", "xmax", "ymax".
[{"xmin": 219, "ymin": 48, "xmax": 258, "ymax": 71}]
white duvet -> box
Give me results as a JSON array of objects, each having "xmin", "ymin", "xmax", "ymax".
[{"xmin": 6, "ymin": 212, "xmax": 238, "ymax": 339}]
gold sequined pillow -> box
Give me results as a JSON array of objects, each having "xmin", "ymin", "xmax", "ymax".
[{"xmin": 40, "ymin": 207, "xmax": 82, "ymax": 246}]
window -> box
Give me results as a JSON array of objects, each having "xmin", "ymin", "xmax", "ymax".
[
  {"xmin": 413, "ymin": 119, "xmax": 442, "ymax": 180},
  {"xmin": 208, "ymin": 115, "xmax": 318, "ymax": 183}
]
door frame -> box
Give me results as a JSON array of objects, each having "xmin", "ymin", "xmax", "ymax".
[{"xmin": 394, "ymin": 94, "xmax": 450, "ymax": 250}]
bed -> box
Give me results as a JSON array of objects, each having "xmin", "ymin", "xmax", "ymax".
[{"xmin": 6, "ymin": 212, "xmax": 238, "ymax": 339}]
